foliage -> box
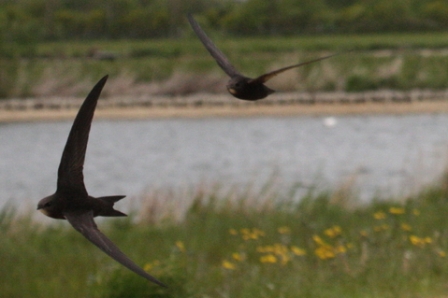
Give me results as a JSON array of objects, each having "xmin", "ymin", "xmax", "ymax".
[
  {"xmin": 2, "ymin": 33, "xmax": 448, "ymax": 98},
  {"xmin": 0, "ymin": 6, "xmax": 39, "ymax": 57},
  {"xmin": 1, "ymin": 0, "xmax": 448, "ymax": 44},
  {"xmin": 3, "ymin": 172, "xmax": 448, "ymax": 297}
]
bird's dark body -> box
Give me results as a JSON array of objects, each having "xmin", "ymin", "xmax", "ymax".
[
  {"xmin": 187, "ymin": 14, "xmax": 337, "ymax": 101},
  {"xmin": 227, "ymin": 76, "xmax": 274, "ymax": 100},
  {"xmin": 40, "ymin": 193, "xmax": 126, "ymax": 219},
  {"xmin": 37, "ymin": 76, "xmax": 166, "ymax": 287}
]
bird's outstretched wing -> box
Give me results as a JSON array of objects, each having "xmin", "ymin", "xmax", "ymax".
[
  {"xmin": 250, "ymin": 53, "xmax": 338, "ymax": 84},
  {"xmin": 187, "ymin": 14, "xmax": 241, "ymax": 78},
  {"xmin": 64, "ymin": 210, "xmax": 167, "ymax": 287},
  {"xmin": 57, "ymin": 76, "xmax": 108, "ymax": 197}
]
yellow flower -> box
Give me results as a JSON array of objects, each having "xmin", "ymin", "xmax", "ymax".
[
  {"xmin": 222, "ymin": 260, "xmax": 236, "ymax": 270},
  {"xmin": 278, "ymin": 226, "xmax": 291, "ymax": 234},
  {"xmin": 258, "ymin": 245, "xmax": 291, "ymax": 265},
  {"xmin": 409, "ymin": 235, "xmax": 420, "ymax": 246},
  {"xmin": 313, "ymin": 239, "xmax": 341, "ymax": 260},
  {"xmin": 360, "ymin": 230, "xmax": 368, "ymax": 237},
  {"xmin": 312, "ymin": 235, "xmax": 326, "ymax": 246},
  {"xmin": 324, "ymin": 226, "xmax": 342, "ymax": 238},
  {"xmin": 240, "ymin": 228, "xmax": 265, "ymax": 240},
  {"xmin": 409, "ymin": 235, "xmax": 432, "ymax": 247},
  {"xmin": 175, "ymin": 241, "xmax": 185, "ymax": 252},
  {"xmin": 232, "ymin": 252, "xmax": 244, "ymax": 262},
  {"xmin": 291, "ymin": 246, "xmax": 306, "ymax": 256},
  {"xmin": 438, "ymin": 250, "xmax": 446, "ymax": 258},
  {"xmin": 314, "ymin": 246, "xmax": 335, "ymax": 260},
  {"xmin": 400, "ymin": 223, "xmax": 412, "ymax": 231},
  {"xmin": 257, "ymin": 244, "xmax": 289, "ymax": 258},
  {"xmin": 144, "ymin": 260, "xmax": 160, "ymax": 272},
  {"xmin": 260, "ymin": 254, "xmax": 277, "ymax": 264},
  {"xmin": 413, "ymin": 209, "xmax": 420, "ymax": 216},
  {"xmin": 335, "ymin": 245, "xmax": 347, "ymax": 254},
  {"xmin": 373, "ymin": 211, "xmax": 386, "ymax": 220},
  {"xmin": 273, "ymin": 243, "xmax": 288, "ymax": 255},
  {"xmin": 389, "ymin": 207, "xmax": 405, "ymax": 215},
  {"xmin": 229, "ymin": 228, "xmax": 238, "ymax": 235}
]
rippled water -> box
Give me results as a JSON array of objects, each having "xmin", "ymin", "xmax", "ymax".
[{"xmin": 1, "ymin": 114, "xmax": 448, "ymax": 210}]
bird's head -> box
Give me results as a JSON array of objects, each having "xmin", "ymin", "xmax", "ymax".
[
  {"xmin": 227, "ymin": 76, "xmax": 250, "ymax": 97},
  {"xmin": 37, "ymin": 195, "xmax": 56, "ymax": 217}
]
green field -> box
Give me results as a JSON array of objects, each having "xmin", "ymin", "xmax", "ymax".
[
  {"xmin": 34, "ymin": 32, "xmax": 448, "ymax": 57},
  {"xmin": 3, "ymin": 171, "xmax": 448, "ymax": 297},
  {"xmin": 3, "ymin": 32, "xmax": 448, "ymax": 99}
]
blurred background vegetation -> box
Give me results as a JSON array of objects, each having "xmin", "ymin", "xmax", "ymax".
[
  {"xmin": 1, "ymin": 0, "xmax": 448, "ymax": 98},
  {"xmin": 1, "ymin": 0, "xmax": 448, "ymax": 44}
]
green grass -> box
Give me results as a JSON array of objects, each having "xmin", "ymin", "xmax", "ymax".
[
  {"xmin": 3, "ymin": 172, "xmax": 448, "ymax": 297},
  {"xmin": 3, "ymin": 32, "xmax": 448, "ymax": 98},
  {"xmin": 35, "ymin": 32, "xmax": 448, "ymax": 57}
]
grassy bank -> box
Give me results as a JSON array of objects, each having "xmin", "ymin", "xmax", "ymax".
[
  {"xmin": 4, "ymin": 100, "xmax": 448, "ymax": 123},
  {"xmin": 33, "ymin": 32, "xmax": 448, "ymax": 57},
  {"xmin": 3, "ymin": 32, "xmax": 448, "ymax": 99},
  {"xmin": 2, "ymin": 171, "xmax": 448, "ymax": 297}
]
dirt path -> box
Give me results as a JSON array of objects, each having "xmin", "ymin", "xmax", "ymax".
[{"xmin": 2, "ymin": 100, "xmax": 448, "ymax": 123}]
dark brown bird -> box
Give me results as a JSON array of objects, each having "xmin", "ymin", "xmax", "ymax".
[
  {"xmin": 187, "ymin": 14, "xmax": 338, "ymax": 101},
  {"xmin": 37, "ymin": 75, "xmax": 166, "ymax": 287}
]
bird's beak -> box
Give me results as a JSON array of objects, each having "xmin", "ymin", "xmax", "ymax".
[
  {"xmin": 38, "ymin": 208, "xmax": 49, "ymax": 216},
  {"xmin": 228, "ymin": 88, "xmax": 237, "ymax": 95}
]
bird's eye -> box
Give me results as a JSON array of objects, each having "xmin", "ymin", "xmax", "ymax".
[{"xmin": 44, "ymin": 202, "xmax": 52, "ymax": 207}]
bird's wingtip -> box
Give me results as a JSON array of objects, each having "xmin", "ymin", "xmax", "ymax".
[
  {"xmin": 186, "ymin": 13, "xmax": 195, "ymax": 22},
  {"xmin": 158, "ymin": 281, "xmax": 169, "ymax": 288}
]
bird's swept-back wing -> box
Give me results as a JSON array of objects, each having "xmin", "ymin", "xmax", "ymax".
[
  {"xmin": 57, "ymin": 76, "xmax": 108, "ymax": 197},
  {"xmin": 250, "ymin": 53, "xmax": 338, "ymax": 84},
  {"xmin": 187, "ymin": 14, "xmax": 241, "ymax": 78},
  {"xmin": 64, "ymin": 211, "xmax": 167, "ymax": 287}
]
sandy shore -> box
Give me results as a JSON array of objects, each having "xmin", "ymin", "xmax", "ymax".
[{"xmin": 2, "ymin": 100, "xmax": 448, "ymax": 123}]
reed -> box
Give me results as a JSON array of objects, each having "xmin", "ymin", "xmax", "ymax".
[
  {"xmin": 2, "ymin": 170, "xmax": 448, "ymax": 297},
  {"xmin": 3, "ymin": 33, "xmax": 448, "ymax": 99}
]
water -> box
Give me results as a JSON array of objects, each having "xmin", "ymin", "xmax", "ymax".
[{"xmin": 1, "ymin": 114, "xmax": 448, "ymax": 210}]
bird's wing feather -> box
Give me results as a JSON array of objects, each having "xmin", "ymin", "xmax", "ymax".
[
  {"xmin": 250, "ymin": 53, "xmax": 339, "ymax": 84},
  {"xmin": 64, "ymin": 211, "xmax": 166, "ymax": 287},
  {"xmin": 57, "ymin": 76, "xmax": 108, "ymax": 197},
  {"xmin": 187, "ymin": 14, "xmax": 241, "ymax": 78}
]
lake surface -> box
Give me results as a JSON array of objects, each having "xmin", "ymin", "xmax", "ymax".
[{"xmin": 1, "ymin": 114, "xmax": 448, "ymax": 210}]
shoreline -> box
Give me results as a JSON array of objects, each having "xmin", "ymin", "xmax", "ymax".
[{"xmin": 2, "ymin": 100, "xmax": 448, "ymax": 123}]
